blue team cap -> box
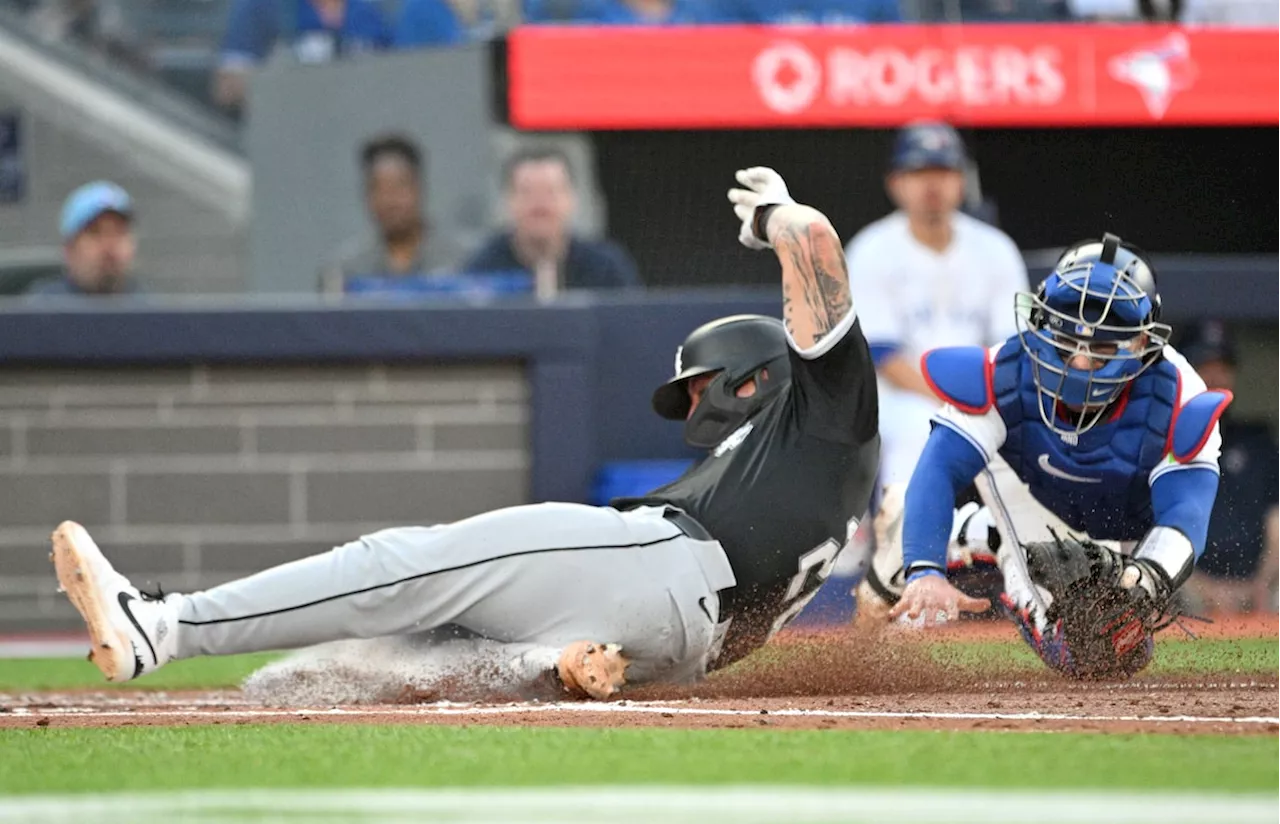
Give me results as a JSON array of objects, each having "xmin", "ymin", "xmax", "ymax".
[
  {"xmin": 59, "ymin": 181, "xmax": 133, "ymax": 241},
  {"xmin": 890, "ymin": 121, "xmax": 967, "ymax": 173}
]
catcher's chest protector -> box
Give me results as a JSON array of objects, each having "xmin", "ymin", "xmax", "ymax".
[{"xmin": 991, "ymin": 338, "xmax": 1179, "ymax": 540}]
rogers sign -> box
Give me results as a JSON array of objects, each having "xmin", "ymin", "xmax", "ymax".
[
  {"xmin": 755, "ymin": 41, "xmax": 1066, "ymax": 112},
  {"xmin": 508, "ymin": 26, "xmax": 1279, "ymax": 129}
]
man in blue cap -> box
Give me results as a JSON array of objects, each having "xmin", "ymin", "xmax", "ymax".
[
  {"xmin": 26, "ymin": 181, "xmax": 140, "ymax": 296},
  {"xmin": 844, "ymin": 121, "xmax": 1026, "ymax": 614},
  {"xmin": 845, "ymin": 122, "xmax": 1027, "ymax": 492}
]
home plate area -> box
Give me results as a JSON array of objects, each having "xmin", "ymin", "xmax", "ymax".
[
  {"xmin": 0, "ymin": 689, "xmax": 1277, "ymax": 735},
  {"xmin": 2, "ymin": 632, "xmax": 1276, "ymax": 734}
]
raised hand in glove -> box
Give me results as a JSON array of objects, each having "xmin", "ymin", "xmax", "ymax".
[{"xmin": 727, "ymin": 167, "xmax": 795, "ymax": 250}]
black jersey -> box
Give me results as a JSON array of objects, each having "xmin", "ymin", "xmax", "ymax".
[{"xmin": 613, "ymin": 315, "xmax": 879, "ymax": 668}]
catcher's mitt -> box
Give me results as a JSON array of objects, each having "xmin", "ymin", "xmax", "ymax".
[{"xmin": 1008, "ymin": 531, "xmax": 1172, "ymax": 680}]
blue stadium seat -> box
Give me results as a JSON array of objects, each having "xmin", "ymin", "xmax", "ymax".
[{"xmin": 592, "ymin": 459, "xmax": 693, "ymax": 504}]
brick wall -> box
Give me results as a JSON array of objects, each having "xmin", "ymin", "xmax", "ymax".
[{"xmin": 0, "ymin": 363, "xmax": 530, "ymax": 632}]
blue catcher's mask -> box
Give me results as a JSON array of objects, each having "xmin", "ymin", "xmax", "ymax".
[{"xmin": 1016, "ymin": 233, "xmax": 1171, "ymax": 437}]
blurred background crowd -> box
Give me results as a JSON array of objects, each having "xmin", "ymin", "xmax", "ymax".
[
  {"xmin": 2, "ymin": 0, "xmax": 1274, "ymax": 119},
  {"xmin": 0, "ymin": 0, "xmax": 1274, "ymax": 630}
]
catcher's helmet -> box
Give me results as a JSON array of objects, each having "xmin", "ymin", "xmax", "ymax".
[
  {"xmin": 1017, "ymin": 233, "xmax": 1170, "ymax": 436},
  {"xmin": 652, "ymin": 315, "xmax": 791, "ymax": 448}
]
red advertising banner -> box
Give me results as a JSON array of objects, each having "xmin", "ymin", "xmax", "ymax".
[{"xmin": 508, "ymin": 25, "xmax": 1279, "ymax": 129}]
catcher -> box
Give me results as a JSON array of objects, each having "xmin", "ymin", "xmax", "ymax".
[{"xmin": 859, "ymin": 233, "xmax": 1230, "ymax": 679}]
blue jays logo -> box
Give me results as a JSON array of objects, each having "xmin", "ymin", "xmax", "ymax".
[
  {"xmin": 1108, "ymin": 33, "xmax": 1198, "ymax": 120},
  {"xmin": 919, "ymin": 128, "xmax": 948, "ymax": 151}
]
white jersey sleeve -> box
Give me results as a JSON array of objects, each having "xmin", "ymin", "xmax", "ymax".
[
  {"xmin": 784, "ymin": 300, "xmax": 858, "ymax": 360},
  {"xmin": 844, "ymin": 221, "xmax": 901, "ymax": 351},
  {"xmin": 1149, "ymin": 346, "xmax": 1223, "ymax": 484},
  {"xmin": 986, "ymin": 233, "xmax": 1031, "ymax": 345},
  {"xmin": 932, "ymin": 404, "xmax": 1008, "ymax": 465}
]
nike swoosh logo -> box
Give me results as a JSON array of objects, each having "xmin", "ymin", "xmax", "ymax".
[
  {"xmin": 1037, "ymin": 454, "xmax": 1101, "ymax": 484},
  {"xmin": 698, "ymin": 597, "xmax": 714, "ymax": 624},
  {"xmin": 118, "ymin": 592, "xmax": 156, "ymax": 676},
  {"xmin": 1089, "ymin": 387, "xmax": 1113, "ymax": 399}
]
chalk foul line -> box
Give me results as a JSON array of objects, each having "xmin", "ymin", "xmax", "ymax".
[{"xmin": 5, "ymin": 701, "xmax": 1277, "ymax": 726}]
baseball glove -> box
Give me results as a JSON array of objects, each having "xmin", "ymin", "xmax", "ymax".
[{"xmin": 1005, "ymin": 531, "xmax": 1172, "ymax": 680}]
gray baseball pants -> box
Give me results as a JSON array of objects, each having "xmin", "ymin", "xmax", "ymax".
[{"xmin": 174, "ymin": 503, "xmax": 736, "ymax": 685}]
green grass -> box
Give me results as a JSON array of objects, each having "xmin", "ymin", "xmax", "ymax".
[
  {"xmin": 1, "ymin": 726, "xmax": 1275, "ymax": 794},
  {"xmin": 1, "ymin": 637, "xmax": 1272, "ymax": 693},
  {"xmin": 926, "ymin": 637, "xmax": 1279, "ymax": 676},
  {"xmin": 0, "ymin": 653, "xmax": 280, "ymax": 691},
  {"xmin": 1149, "ymin": 638, "xmax": 1278, "ymax": 674},
  {"xmin": 1, "ymin": 638, "xmax": 1273, "ymax": 812}
]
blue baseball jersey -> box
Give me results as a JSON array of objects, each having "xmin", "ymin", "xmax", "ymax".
[
  {"xmin": 902, "ymin": 339, "xmax": 1228, "ymax": 574},
  {"xmin": 394, "ymin": 0, "xmax": 464, "ymax": 46},
  {"xmin": 714, "ymin": 0, "xmax": 902, "ymax": 23},
  {"xmin": 523, "ymin": 0, "xmax": 722, "ymax": 23}
]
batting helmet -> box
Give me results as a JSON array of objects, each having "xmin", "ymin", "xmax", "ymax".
[
  {"xmin": 653, "ymin": 315, "xmax": 792, "ymax": 448},
  {"xmin": 890, "ymin": 121, "xmax": 967, "ymax": 173}
]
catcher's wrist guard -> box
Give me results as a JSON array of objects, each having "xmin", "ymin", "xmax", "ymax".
[{"xmin": 1132, "ymin": 526, "xmax": 1195, "ymax": 593}]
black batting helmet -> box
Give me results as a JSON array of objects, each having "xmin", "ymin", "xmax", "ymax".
[{"xmin": 652, "ymin": 315, "xmax": 792, "ymax": 448}]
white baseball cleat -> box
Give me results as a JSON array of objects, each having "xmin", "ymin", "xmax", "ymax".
[{"xmin": 50, "ymin": 521, "xmax": 181, "ymax": 682}]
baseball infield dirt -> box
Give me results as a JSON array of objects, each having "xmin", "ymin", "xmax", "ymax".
[{"xmin": 2, "ymin": 617, "xmax": 1275, "ymax": 736}]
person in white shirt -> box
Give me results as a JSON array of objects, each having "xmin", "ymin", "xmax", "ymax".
[{"xmin": 846, "ymin": 121, "xmax": 1029, "ymax": 491}]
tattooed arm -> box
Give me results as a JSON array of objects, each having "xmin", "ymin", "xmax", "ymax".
[
  {"xmin": 728, "ymin": 167, "xmax": 855, "ymax": 353},
  {"xmin": 762, "ymin": 205, "xmax": 853, "ymax": 352}
]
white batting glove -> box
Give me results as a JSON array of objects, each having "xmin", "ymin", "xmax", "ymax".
[{"xmin": 727, "ymin": 167, "xmax": 795, "ymax": 251}]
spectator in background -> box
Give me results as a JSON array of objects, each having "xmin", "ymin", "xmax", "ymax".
[
  {"xmin": 213, "ymin": 0, "xmax": 392, "ymax": 112},
  {"xmin": 1180, "ymin": 320, "xmax": 1279, "ymax": 614},
  {"xmin": 1179, "ymin": 0, "xmax": 1278, "ymax": 24},
  {"xmin": 396, "ymin": 0, "xmax": 505, "ymax": 46},
  {"xmin": 1063, "ymin": 0, "xmax": 1168, "ymax": 19},
  {"xmin": 845, "ymin": 122, "xmax": 1028, "ymax": 491},
  {"xmin": 26, "ymin": 0, "xmax": 151, "ymax": 69},
  {"xmin": 25, "ymin": 181, "xmax": 140, "ymax": 297},
  {"xmin": 524, "ymin": 0, "xmax": 717, "ymax": 24},
  {"xmin": 461, "ymin": 147, "xmax": 641, "ymax": 294},
  {"xmin": 715, "ymin": 0, "xmax": 900, "ymax": 23},
  {"xmin": 320, "ymin": 133, "xmax": 463, "ymax": 295},
  {"xmin": 912, "ymin": 0, "xmax": 1068, "ymax": 20}
]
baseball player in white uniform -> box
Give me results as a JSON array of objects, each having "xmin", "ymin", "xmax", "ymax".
[{"xmin": 846, "ymin": 121, "xmax": 1029, "ymax": 490}]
